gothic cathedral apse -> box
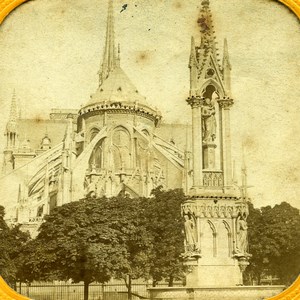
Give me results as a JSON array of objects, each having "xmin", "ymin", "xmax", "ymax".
[{"xmin": 0, "ymin": 0, "xmax": 188, "ymax": 235}]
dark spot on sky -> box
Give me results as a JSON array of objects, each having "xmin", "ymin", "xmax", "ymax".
[
  {"xmin": 174, "ymin": 1, "xmax": 182, "ymax": 9},
  {"xmin": 34, "ymin": 116, "xmax": 43, "ymax": 124},
  {"xmin": 120, "ymin": 4, "xmax": 128, "ymax": 13},
  {"xmin": 148, "ymin": 28, "xmax": 151, "ymax": 31},
  {"xmin": 136, "ymin": 51, "xmax": 150, "ymax": 63}
]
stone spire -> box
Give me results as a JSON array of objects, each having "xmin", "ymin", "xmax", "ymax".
[
  {"xmin": 5, "ymin": 90, "xmax": 19, "ymax": 149},
  {"xmin": 197, "ymin": 0, "xmax": 219, "ymax": 64},
  {"xmin": 99, "ymin": 0, "xmax": 117, "ymax": 85},
  {"xmin": 8, "ymin": 90, "xmax": 18, "ymax": 124}
]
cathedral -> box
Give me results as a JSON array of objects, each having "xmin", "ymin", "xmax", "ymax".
[
  {"xmin": 1, "ymin": 0, "xmax": 250, "ymax": 287},
  {"xmin": 1, "ymin": 0, "xmax": 192, "ymax": 234}
]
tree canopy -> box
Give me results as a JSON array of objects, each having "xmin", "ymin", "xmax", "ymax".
[
  {"xmin": 22, "ymin": 196, "xmax": 154, "ymax": 300},
  {"xmin": 246, "ymin": 201, "xmax": 300, "ymax": 285},
  {"xmin": 19, "ymin": 189, "xmax": 188, "ymax": 299},
  {"xmin": 145, "ymin": 187, "xmax": 186, "ymax": 286},
  {"xmin": 0, "ymin": 206, "xmax": 30, "ymax": 286}
]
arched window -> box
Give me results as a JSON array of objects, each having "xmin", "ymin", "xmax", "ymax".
[
  {"xmin": 112, "ymin": 127, "xmax": 131, "ymax": 170},
  {"xmin": 90, "ymin": 128, "xmax": 100, "ymax": 142},
  {"xmin": 89, "ymin": 138, "xmax": 105, "ymax": 169}
]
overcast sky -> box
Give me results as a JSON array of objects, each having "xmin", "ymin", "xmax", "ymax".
[{"xmin": 0, "ymin": 0, "xmax": 299, "ymax": 209}]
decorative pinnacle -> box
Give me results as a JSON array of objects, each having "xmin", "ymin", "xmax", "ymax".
[
  {"xmin": 198, "ymin": 1, "xmax": 215, "ymax": 46},
  {"xmin": 223, "ymin": 38, "xmax": 231, "ymax": 70},
  {"xmin": 201, "ymin": 0, "xmax": 210, "ymax": 8},
  {"xmin": 189, "ymin": 36, "xmax": 197, "ymax": 67},
  {"xmin": 197, "ymin": 0, "xmax": 222, "ymax": 70},
  {"xmin": 9, "ymin": 90, "xmax": 18, "ymax": 122}
]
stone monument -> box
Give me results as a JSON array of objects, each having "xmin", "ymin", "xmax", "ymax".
[
  {"xmin": 182, "ymin": 0, "xmax": 250, "ymax": 286},
  {"xmin": 149, "ymin": 1, "xmax": 285, "ymax": 298}
]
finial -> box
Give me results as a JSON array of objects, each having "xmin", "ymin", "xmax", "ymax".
[{"xmin": 201, "ymin": 0, "xmax": 210, "ymax": 8}]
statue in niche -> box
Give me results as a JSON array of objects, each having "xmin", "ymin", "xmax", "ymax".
[
  {"xmin": 236, "ymin": 214, "xmax": 248, "ymax": 254},
  {"xmin": 202, "ymin": 97, "xmax": 217, "ymax": 143},
  {"xmin": 183, "ymin": 213, "xmax": 198, "ymax": 252}
]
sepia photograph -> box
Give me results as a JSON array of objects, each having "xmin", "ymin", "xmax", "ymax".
[{"xmin": 0, "ymin": 0, "xmax": 299, "ymax": 299}]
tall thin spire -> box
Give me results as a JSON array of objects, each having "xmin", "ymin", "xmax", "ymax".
[
  {"xmin": 9, "ymin": 90, "xmax": 18, "ymax": 123},
  {"xmin": 198, "ymin": 0, "xmax": 218, "ymax": 59},
  {"xmin": 5, "ymin": 90, "xmax": 19, "ymax": 149},
  {"xmin": 222, "ymin": 38, "xmax": 231, "ymax": 95},
  {"xmin": 99, "ymin": 0, "xmax": 117, "ymax": 85}
]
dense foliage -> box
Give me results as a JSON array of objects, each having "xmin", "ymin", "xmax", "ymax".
[
  {"xmin": 19, "ymin": 189, "xmax": 187, "ymax": 299},
  {"xmin": 246, "ymin": 202, "xmax": 300, "ymax": 285},
  {"xmin": 145, "ymin": 187, "xmax": 186, "ymax": 286},
  {"xmin": 2, "ymin": 191, "xmax": 299, "ymax": 299},
  {"xmin": 22, "ymin": 196, "xmax": 153, "ymax": 300},
  {"xmin": 0, "ymin": 206, "xmax": 30, "ymax": 286}
]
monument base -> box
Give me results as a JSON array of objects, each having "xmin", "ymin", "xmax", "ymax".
[
  {"xmin": 185, "ymin": 262, "xmax": 242, "ymax": 287},
  {"xmin": 148, "ymin": 285, "xmax": 285, "ymax": 300}
]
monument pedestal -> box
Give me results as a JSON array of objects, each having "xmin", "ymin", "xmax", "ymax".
[{"xmin": 185, "ymin": 258, "xmax": 242, "ymax": 287}]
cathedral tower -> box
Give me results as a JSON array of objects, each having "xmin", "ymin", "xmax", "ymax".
[
  {"xmin": 74, "ymin": 0, "xmax": 165, "ymax": 199},
  {"xmin": 182, "ymin": 0, "xmax": 250, "ymax": 287}
]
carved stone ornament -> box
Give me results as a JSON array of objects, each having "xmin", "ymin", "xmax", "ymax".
[{"xmin": 218, "ymin": 98, "xmax": 234, "ymax": 109}]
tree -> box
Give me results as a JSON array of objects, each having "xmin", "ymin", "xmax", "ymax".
[
  {"xmin": 22, "ymin": 196, "xmax": 153, "ymax": 300},
  {"xmin": 245, "ymin": 202, "xmax": 268, "ymax": 284},
  {"xmin": 246, "ymin": 202, "xmax": 300, "ymax": 285},
  {"xmin": 109, "ymin": 196, "xmax": 154, "ymax": 300},
  {"xmin": 262, "ymin": 202, "xmax": 300, "ymax": 285},
  {"xmin": 0, "ymin": 206, "xmax": 30, "ymax": 286},
  {"xmin": 145, "ymin": 187, "xmax": 187, "ymax": 286}
]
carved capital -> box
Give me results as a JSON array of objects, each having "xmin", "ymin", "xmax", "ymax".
[
  {"xmin": 218, "ymin": 98, "xmax": 234, "ymax": 109},
  {"xmin": 186, "ymin": 96, "xmax": 204, "ymax": 108}
]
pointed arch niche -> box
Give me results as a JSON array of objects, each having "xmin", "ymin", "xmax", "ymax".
[
  {"xmin": 218, "ymin": 220, "xmax": 232, "ymax": 258},
  {"xmin": 112, "ymin": 126, "xmax": 132, "ymax": 170},
  {"xmin": 202, "ymin": 220, "xmax": 217, "ymax": 258},
  {"xmin": 201, "ymin": 84, "xmax": 221, "ymax": 170},
  {"xmin": 89, "ymin": 138, "xmax": 105, "ymax": 170}
]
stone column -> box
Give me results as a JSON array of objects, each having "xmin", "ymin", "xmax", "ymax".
[
  {"xmin": 219, "ymin": 98, "xmax": 234, "ymax": 187},
  {"xmin": 187, "ymin": 97, "xmax": 203, "ymax": 188}
]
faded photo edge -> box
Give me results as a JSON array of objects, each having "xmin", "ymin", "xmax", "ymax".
[{"xmin": 0, "ymin": 0, "xmax": 299, "ymax": 299}]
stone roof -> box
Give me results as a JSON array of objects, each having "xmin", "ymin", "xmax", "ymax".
[
  {"xmin": 87, "ymin": 66, "xmax": 148, "ymax": 106},
  {"xmin": 16, "ymin": 119, "xmax": 75, "ymax": 152}
]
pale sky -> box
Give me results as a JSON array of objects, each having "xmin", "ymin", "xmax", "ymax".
[{"xmin": 0, "ymin": 0, "xmax": 299, "ymax": 209}]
